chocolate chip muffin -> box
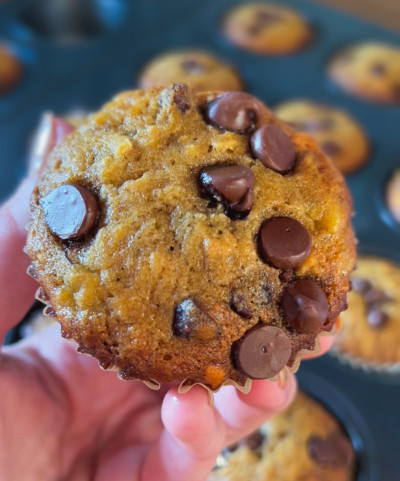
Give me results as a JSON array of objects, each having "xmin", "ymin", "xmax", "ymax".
[
  {"xmin": 222, "ymin": 2, "xmax": 313, "ymax": 55},
  {"xmin": 275, "ymin": 100, "xmax": 369, "ymax": 175},
  {"xmin": 386, "ymin": 169, "xmax": 400, "ymax": 224},
  {"xmin": 138, "ymin": 51, "xmax": 243, "ymax": 92},
  {"xmin": 0, "ymin": 44, "xmax": 23, "ymax": 94},
  {"xmin": 328, "ymin": 43, "xmax": 400, "ymax": 104},
  {"xmin": 209, "ymin": 391, "xmax": 356, "ymax": 481},
  {"xmin": 333, "ymin": 256, "xmax": 400, "ymax": 368},
  {"xmin": 26, "ymin": 85, "xmax": 355, "ymax": 390}
]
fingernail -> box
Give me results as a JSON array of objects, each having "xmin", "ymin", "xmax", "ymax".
[
  {"xmin": 28, "ymin": 112, "xmax": 54, "ymax": 177},
  {"xmin": 277, "ymin": 368, "xmax": 288, "ymax": 388}
]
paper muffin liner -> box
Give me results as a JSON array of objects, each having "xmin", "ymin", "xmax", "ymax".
[{"xmin": 329, "ymin": 347, "xmax": 400, "ymax": 375}]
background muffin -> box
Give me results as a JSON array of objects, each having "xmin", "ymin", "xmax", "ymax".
[
  {"xmin": 138, "ymin": 50, "xmax": 243, "ymax": 92},
  {"xmin": 209, "ymin": 391, "xmax": 356, "ymax": 481},
  {"xmin": 333, "ymin": 256, "xmax": 400, "ymax": 368},
  {"xmin": 0, "ymin": 44, "xmax": 23, "ymax": 94},
  {"xmin": 328, "ymin": 43, "xmax": 400, "ymax": 104},
  {"xmin": 275, "ymin": 100, "xmax": 369, "ymax": 175},
  {"xmin": 222, "ymin": 2, "xmax": 313, "ymax": 55}
]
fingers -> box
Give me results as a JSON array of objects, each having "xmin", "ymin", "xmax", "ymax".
[
  {"xmin": 0, "ymin": 115, "xmax": 75, "ymax": 342},
  {"xmin": 141, "ymin": 386, "xmax": 225, "ymax": 481},
  {"xmin": 214, "ymin": 371, "xmax": 297, "ymax": 445},
  {"xmin": 0, "ymin": 178, "xmax": 38, "ymax": 341},
  {"xmin": 302, "ymin": 335, "xmax": 335, "ymax": 360}
]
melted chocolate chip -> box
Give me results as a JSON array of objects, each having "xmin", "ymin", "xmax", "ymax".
[
  {"xmin": 39, "ymin": 184, "xmax": 98, "ymax": 240},
  {"xmin": 250, "ymin": 125, "xmax": 296, "ymax": 174},
  {"xmin": 247, "ymin": 10, "xmax": 281, "ymax": 35},
  {"xmin": 281, "ymin": 279, "xmax": 329, "ymax": 334},
  {"xmin": 258, "ymin": 217, "xmax": 312, "ymax": 269},
  {"xmin": 367, "ymin": 309, "xmax": 388, "ymax": 329},
  {"xmin": 204, "ymin": 92, "xmax": 263, "ymax": 133},
  {"xmin": 370, "ymin": 62, "xmax": 386, "ymax": 76},
  {"xmin": 351, "ymin": 277, "xmax": 372, "ymax": 293},
  {"xmin": 230, "ymin": 288, "xmax": 253, "ymax": 319},
  {"xmin": 232, "ymin": 325, "xmax": 291, "ymax": 379},
  {"xmin": 173, "ymin": 298, "xmax": 220, "ymax": 341},
  {"xmin": 172, "ymin": 83, "xmax": 190, "ymax": 113},
  {"xmin": 364, "ymin": 287, "xmax": 391, "ymax": 305},
  {"xmin": 308, "ymin": 432, "xmax": 355, "ymax": 467},
  {"xmin": 181, "ymin": 59, "xmax": 206, "ymax": 74},
  {"xmin": 300, "ymin": 117, "xmax": 335, "ymax": 133},
  {"xmin": 321, "ymin": 140, "xmax": 342, "ymax": 157},
  {"xmin": 243, "ymin": 430, "xmax": 265, "ymax": 451},
  {"xmin": 199, "ymin": 164, "xmax": 255, "ymax": 218}
]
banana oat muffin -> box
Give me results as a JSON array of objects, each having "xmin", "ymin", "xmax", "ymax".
[
  {"xmin": 138, "ymin": 51, "xmax": 243, "ymax": 92},
  {"xmin": 209, "ymin": 391, "xmax": 356, "ymax": 481},
  {"xmin": 328, "ymin": 43, "xmax": 400, "ymax": 104},
  {"xmin": 222, "ymin": 2, "xmax": 313, "ymax": 55},
  {"xmin": 333, "ymin": 256, "xmax": 400, "ymax": 367},
  {"xmin": 26, "ymin": 85, "xmax": 355, "ymax": 389},
  {"xmin": 275, "ymin": 100, "xmax": 369, "ymax": 175}
]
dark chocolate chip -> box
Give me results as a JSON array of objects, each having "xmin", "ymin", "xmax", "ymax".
[
  {"xmin": 308, "ymin": 432, "xmax": 355, "ymax": 467},
  {"xmin": 247, "ymin": 11, "xmax": 281, "ymax": 35},
  {"xmin": 279, "ymin": 269, "xmax": 294, "ymax": 282},
  {"xmin": 250, "ymin": 125, "xmax": 296, "ymax": 174},
  {"xmin": 367, "ymin": 309, "xmax": 388, "ymax": 329},
  {"xmin": 258, "ymin": 217, "xmax": 312, "ymax": 269},
  {"xmin": 173, "ymin": 298, "xmax": 220, "ymax": 341},
  {"xmin": 364, "ymin": 287, "xmax": 391, "ymax": 305},
  {"xmin": 370, "ymin": 62, "xmax": 386, "ymax": 76},
  {"xmin": 281, "ymin": 279, "xmax": 329, "ymax": 334},
  {"xmin": 351, "ymin": 277, "xmax": 372, "ymax": 293},
  {"xmin": 199, "ymin": 164, "xmax": 255, "ymax": 218},
  {"xmin": 393, "ymin": 85, "xmax": 400, "ymax": 101},
  {"xmin": 172, "ymin": 83, "xmax": 190, "ymax": 113},
  {"xmin": 243, "ymin": 430, "xmax": 264, "ymax": 451},
  {"xmin": 204, "ymin": 92, "xmax": 263, "ymax": 133},
  {"xmin": 232, "ymin": 325, "xmax": 291, "ymax": 379},
  {"xmin": 230, "ymin": 288, "xmax": 253, "ymax": 319},
  {"xmin": 181, "ymin": 59, "xmax": 206, "ymax": 74},
  {"xmin": 40, "ymin": 184, "xmax": 98, "ymax": 240},
  {"xmin": 321, "ymin": 140, "xmax": 342, "ymax": 157},
  {"xmin": 301, "ymin": 117, "xmax": 335, "ymax": 133}
]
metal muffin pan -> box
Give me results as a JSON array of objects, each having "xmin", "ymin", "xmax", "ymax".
[{"xmin": 1, "ymin": 0, "xmax": 400, "ymax": 479}]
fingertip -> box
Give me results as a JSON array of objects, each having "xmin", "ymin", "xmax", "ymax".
[
  {"xmin": 237, "ymin": 371, "xmax": 297, "ymax": 412},
  {"xmin": 162, "ymin": 385, "xmax": 224, "ymax": 457}
]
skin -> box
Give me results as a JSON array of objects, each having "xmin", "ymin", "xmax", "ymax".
[{"xmin": 0, "ymin": 116, "xmax": 333, "ymax": 481}]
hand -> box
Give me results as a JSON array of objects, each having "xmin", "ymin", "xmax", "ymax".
[{"xmin": 0, "ymin": 116, "xmax": 333, "ymax": 481}]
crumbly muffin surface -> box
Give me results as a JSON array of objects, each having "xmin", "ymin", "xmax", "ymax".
[
  {"xmin": 334, "ymin": 257, "xmax": 400, "ymax": 366},
  {"xmin": 275, "ymin": 100, "xmax": 369, "ymax": 175},
  {"xmin": 27, "ymin": 85, "xmax": 355, "ymax": 388},
  {"xmin": 209, "ymin": 391, "xmax": 356, "ymax": 481}
]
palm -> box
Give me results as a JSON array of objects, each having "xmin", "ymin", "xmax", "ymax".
[{"xmin": 1, "ymin": 325, "xmax": 164, "ymax": 481}]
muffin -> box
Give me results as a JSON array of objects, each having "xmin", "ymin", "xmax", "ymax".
[
  {"xmin": 0, "ymin": 44, "xmax": 23, "ymax": 94},
  {"xmin": 222, "ymin": 2, "xmax": 313, "ymax": 55},
  {"xmin": 386, "ymin": 169, "xmax": 400, "ymax": 224},
  {"xmin": 328, "ymin": 43, "xmax": 400, "ymax": 104},
  {"xmin": 209, "ymin": 391, "xmax": 356, "ymax": 481},
  {"xmin": 275, "ymin": 100, "xmax": 369, "ymax": 175},
  {"xmin": 138, "ymin": 51, "xmax": 243, "ymax": 92},
  {"xmin": 26, "ymin": 85, "xmax": 355, "ymax": 390},
  {"xmin": 333, "ymin": 256, "xmax": 400, "ymax": 368}
]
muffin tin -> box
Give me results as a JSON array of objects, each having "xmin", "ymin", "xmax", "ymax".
[{"xmin": 1, "ymin": 0, "xmax": 399, "ymax": 479}]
